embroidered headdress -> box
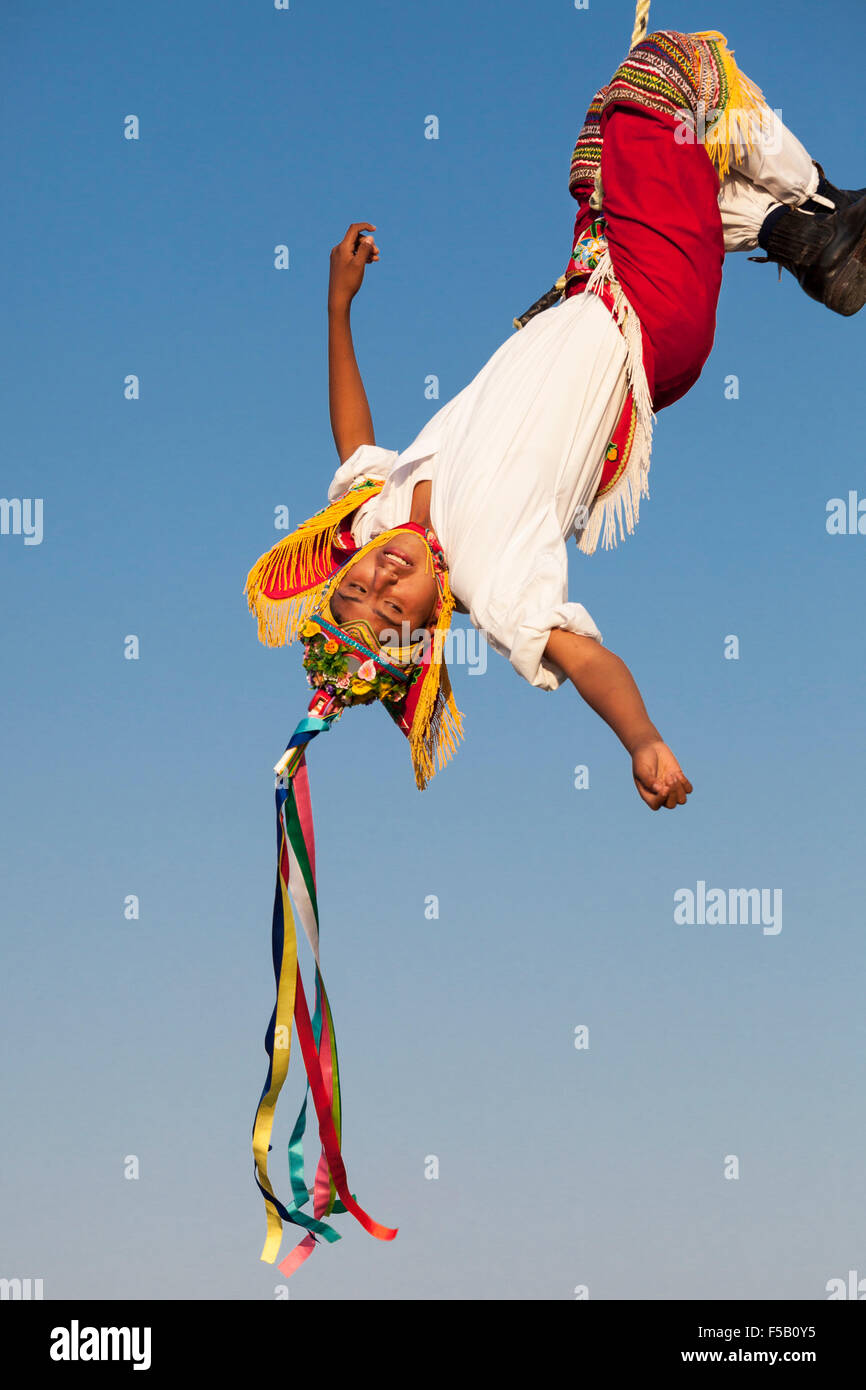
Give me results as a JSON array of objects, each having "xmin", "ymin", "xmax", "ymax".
[
  {"xmin": 243, "ymin": 483, "xmax": 464, "ymax": 1279},
  {"xmin": 244, "ymin": 480, "xmax": 463, "ymax": 789}
]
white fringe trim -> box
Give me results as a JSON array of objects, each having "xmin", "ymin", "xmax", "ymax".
[{"xmin": 575, "ymin": 248, "xmax": 656, "ymax": 556}]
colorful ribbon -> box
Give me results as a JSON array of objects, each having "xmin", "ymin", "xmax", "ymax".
[{"xmin": 251, "ymin": 712, "xmax": 398, "ymax": 1277}]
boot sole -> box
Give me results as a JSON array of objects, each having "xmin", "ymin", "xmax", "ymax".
[
  {"xmin": 826, "ymin": 225, "xmax": 866, "ymax": 315},
  {"xmin": 803, "ymin": 219, "xmax": 866, "ymax": 316},
  {"xmin": 827, "ymin": 260, "xmax": 866, "ymax": 315}
]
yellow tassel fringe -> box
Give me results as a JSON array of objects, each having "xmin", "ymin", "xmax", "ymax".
[
  {"xmin": 694, "ymin": 31, "xmax": 768, "ymax": 181},
  {"xmin": 408, "ymin": 572, "xmax": 465, "ymax": 791},
  {"xmin": 243, "ymin": 481, "xmax": 386, "ymax": 648}
]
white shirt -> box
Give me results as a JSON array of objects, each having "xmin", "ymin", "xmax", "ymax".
[{"xmin": 327, "ymin": 290, "xmax": 629, "ymax": 691}]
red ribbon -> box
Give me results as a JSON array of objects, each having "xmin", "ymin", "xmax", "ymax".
[{"xmin": 292, "ymin": 963, "xmax": 398, "ymax": 1243}]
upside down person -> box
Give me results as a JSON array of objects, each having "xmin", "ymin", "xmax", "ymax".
[
  {"xmin": 245, "ymin": 28, "xmax": 866, "ymax": 812},
  {"xmin": 247, "ymin": 23, "xmax": 866, "ymax": 1281}
]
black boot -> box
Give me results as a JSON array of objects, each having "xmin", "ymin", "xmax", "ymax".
[
  {"xmin": 752, "ymin": 193, "xmax": 866, "ymax": 316},
  {"xmin": 808, "ymin": 161, "xmax": 866, "ymax": 213}
]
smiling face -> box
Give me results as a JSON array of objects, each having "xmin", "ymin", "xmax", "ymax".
[{"xmin": 328, "ymin": 529, "xmax": 440, "ymax": 642}]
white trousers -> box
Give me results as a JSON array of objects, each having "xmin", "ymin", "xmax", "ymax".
[{"xmin": 719, "ymin": 106, "xmax": 820, "ymax": 252}]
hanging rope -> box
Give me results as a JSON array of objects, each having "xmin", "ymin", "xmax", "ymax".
[{"xmin": 631, "ymin": 0, "xmax": 651, "ymax": 49}]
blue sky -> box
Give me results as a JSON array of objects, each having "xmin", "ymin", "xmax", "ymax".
[{"xmin": 2, "ymin": 0, "xmax": 865, "ymax": 1300}]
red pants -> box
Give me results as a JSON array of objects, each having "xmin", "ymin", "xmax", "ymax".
[{"xmin": 567, "ymin": 104, "xmax": 725, "ymax": 412}]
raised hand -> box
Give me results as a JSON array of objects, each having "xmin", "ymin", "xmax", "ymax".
[{"xmin": 328, "ymin": 222, "xmax": 380, "ymax": 311}]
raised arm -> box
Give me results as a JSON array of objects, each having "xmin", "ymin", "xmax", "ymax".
[
  {"xmin": 543, "ymin": 628, "xmax": 693, "ymax": 810},
  {"xmin": 328, "ymin": 222, "xmax": 379, "ymax": 463}
]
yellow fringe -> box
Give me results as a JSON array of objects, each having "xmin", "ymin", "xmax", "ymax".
[
  {"xmin": 408, "ymin": 573, "xmax": 466, "ymax": 791},
  {"xmin": 243, "ymin": 482, "xmax": 385, "ymax": 648},
  {"xmin": 693, "ymin": 31, "xmax": 767, "ymax": 181}
]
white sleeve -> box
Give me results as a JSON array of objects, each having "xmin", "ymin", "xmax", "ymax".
[
  {"xmin": 327, "ymin": 443, "xmax": 401, "ymax": 504},
  {"xmin": 461, "ymin": 515, "xmax": 603, "ymax": 692}
]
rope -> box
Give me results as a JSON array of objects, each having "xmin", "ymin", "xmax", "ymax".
[{"xmin": 631, "ymin": 0, "xmax": 651, "ymax": 48}]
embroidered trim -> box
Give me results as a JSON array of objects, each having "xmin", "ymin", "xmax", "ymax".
[
  {"xmin": 563, "ymin": 218, "xmax": 656, "ymax": 556},
  {"xmin": 568, "ymin": 29, "xmax": 767, "ymax": 199}
]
